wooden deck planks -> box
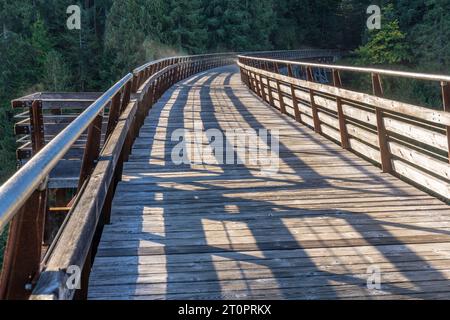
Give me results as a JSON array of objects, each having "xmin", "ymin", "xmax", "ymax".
[{"xmin": 88, "ymin": 65, "xmax": 450, "ymax": 300}]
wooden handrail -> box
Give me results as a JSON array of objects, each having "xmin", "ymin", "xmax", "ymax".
[
  {"xmin": 238, "ymin": 55, "xmax": 450, "ymax": 83},
  {"xmin": 238, "ymin": 58, "xmax": 450, "ymax": 201},
  {"xmin": 0, "ymin": 53, "xmax": 235, "ymax": 300}
]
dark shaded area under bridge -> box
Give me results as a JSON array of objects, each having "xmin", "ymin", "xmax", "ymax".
[{"xmin": 88, "ymin": 66, "xmax": 450, "ymax": 300}]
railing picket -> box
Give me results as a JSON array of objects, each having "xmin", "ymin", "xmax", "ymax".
[
  {"xmin": 267, "ymin": 77, "xmax": 275, "ymax": 107},
  {"xmin": 78, "ymin": 113, "xmax": 103, "ymax": 190},
  {"xmin": 259, "ymin": 74, "xmax": 268, "ymax": 102},
  {"xmin": 105, "ymin": 92, "xmax": 122, "ymax": 138},
  {"xmin": 287, "ymin": 64, "xmax": 293, "ymax": 77},
  {"xmin": 237, "ymin": 52, "xmax": 450, "ymax": 201},
  {"xmin": 306, "ymin": 67, "xmax": 321, "ymax": 133},
  {"xmin": 290, "ymin": 82, "xmax": 301, "ymax": 122},
  {"xmin": 372, "ymin": 74, "xmax": 392, "ymax": 173},
  {"xmin": 333, "ymin": 70, "xmax": 349, "ymax": 149},
  {"xmin": 120, "ymin": 81, "xmax": 132, "ymax": 113},
  {"xmin": 275, "ymin": 79, "xmax": 287, "ymax": 114},
  {"xmin": 0, "ymin": 188, "xmax": 47, "ymax": 300},
  {"xmin": 30, "ymin": 100, "xmax": 44, "ymax": 154}
]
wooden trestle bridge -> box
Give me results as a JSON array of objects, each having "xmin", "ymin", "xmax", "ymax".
[{"xmin": 0, "ymin": 50, "xmax": 449, "ymax": 300}]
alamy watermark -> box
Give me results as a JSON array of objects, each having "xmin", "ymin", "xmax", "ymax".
[
  {"xmin": 66, "ymin": 5, "xmax": 81, "ymax": 30},
  {"xmin": 66, "ymin": 265, "xmax": 82, "ymax": 290},
  {"xmin": 366, "ymin": 5, "xmax": 381, "ymax": 30},
  {"xmin": 367, "ymin": 265, "xmax": 382, "ymax": 291},
  {"xmin": 171, "ymin": 127, "xmax": 280, "ymax": 174}
]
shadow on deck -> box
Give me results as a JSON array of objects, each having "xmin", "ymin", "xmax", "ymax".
[{"xmin": 88, "ymin": 66, "xmax": 450, "ymax": 300}]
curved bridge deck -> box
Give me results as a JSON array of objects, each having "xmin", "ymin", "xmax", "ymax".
[{"xmin": 88, "ymin": 66, "xmax": 450, "ymax": 300}]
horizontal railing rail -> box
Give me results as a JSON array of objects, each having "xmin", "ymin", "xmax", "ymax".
[
  {"xmin": 0, "ymin": 73, "xmax": 133, "ymax": 232},
  {"xmin": 0, "ymin": 53, "xmax": 235, "ymax": 300},
  {"xmin": 242, "ymin": 49, "xmax": 343, "ymax": 61},
  {"xmin": 239, "ymin": 54, "xmax": 450, "ymax": 82},
  {"xmin": 238, "ymin": 56, "xmax": 450, "ymax": 201}
]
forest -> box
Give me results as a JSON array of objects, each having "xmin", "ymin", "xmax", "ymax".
[{"xmin": 0, "ymin": 0, "xmax": 450, "ymax": 258}]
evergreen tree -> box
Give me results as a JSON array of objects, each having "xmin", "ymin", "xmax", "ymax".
[
  {"xmin": 410, "ymin": 0, "xmax": 450, "ymax": 70},
  {"xmin": 104, "ymin": 0, "xmax": 147, "ymax": 79},
  {"xmin": 43, "ymin": 50, "xmax": 71, "ymax": 91},
  {"xmin": 168, "ymin": 0, "xmax": 207, "ymax": 53},
  {"xmin": 356, "ymin": 5, "xmax": 411, "ymax": 65}
]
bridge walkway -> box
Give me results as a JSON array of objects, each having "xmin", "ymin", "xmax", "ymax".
[{"xmin": 88, "ymin": 65, "xmax": 450, "ymax": 300}]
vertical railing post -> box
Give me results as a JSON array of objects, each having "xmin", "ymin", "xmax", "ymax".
[
  {"xmin": 287, "ymin": 64, "xmax": 293, "ymax": 78},
  {"xmin": 120, "ymin": 81, "xmax": 132, "ymax": 113},
  {"xmin": 30, "ymin": 100, "xmax": 45, "ymax": 154},
  {"xmin": 275, "ymin": 79, "xmax": 287, "ymax": 114},
  {"xmin": 289, "ymin": 82, "xmax": 301, "ymax": 123},
  {"xmin": 249, "ymin": 71, "xmax": 256, "ymax": 93},
  {"xmin": 259, "ymin": 73, "xmax": 268, "ymax": 103},
  {"xmin": 254, "ymin": 71, "xmax": 262, "ymax": 97},
  {"xmin": 333, "ymin": 70, "xmax": 349, "ymax": 149},
  {"xmin": 105, "ymin": 92, "xmax": 122, "ymax": 138},
  {"xmin": 307, "ymin": 67, "xmax": 321, "ymax": 133},
  {"xmin": 78, "ymin": 113, "xmax": 103, "ymax": 190},
  {"xmin": 274, "ymin": 62, "xmax": 280, "ymax": 74},
  {"xmin": 372, "ymin": 73, "xmax": 392, "ymax": 172},
  {"xmin": 0, "ymin": 97, "xmax": 51, "ymax": 299},
  {"xmin": 0, "ymin": 187, "xmax": 48, "ymax": 300},
  {"xmin": 267, "ymin": 76, "xmax": 275, "ymax": 107},
  {"xmin": 131, "ymin": 73, "xmax": 139, "ymax": 93},
  {"xmin": 441, "ymin": 82, "xmax": 450, "ymax": 163}
]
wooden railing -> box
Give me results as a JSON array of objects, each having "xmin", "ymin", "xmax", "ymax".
[
  {"xmin": 244, "ymin": 49, "xmax": 343, "ymax": 61},
  {"xmin": 238, "ymin": 55, "xmax": 450, "ymax": 201},
  {"xmin": 0, "ymin": 53, "xmax": 235, "ymax": 300}
]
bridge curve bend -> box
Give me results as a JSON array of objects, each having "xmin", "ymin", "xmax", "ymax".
[{"xmin": 0, "ymin": 50, "xmax": 449, "ymax": 300}]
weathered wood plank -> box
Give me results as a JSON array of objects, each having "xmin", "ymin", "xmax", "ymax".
[{"xmin": 88, "ymin": 66, "xmax": 450, "ymax": 301}]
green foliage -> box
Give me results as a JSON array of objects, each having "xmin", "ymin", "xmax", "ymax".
[
  {"xmin": 169, "ymin": 0, "xmax": 207, "ymax": 53},
  {"xmin": 43, "ymin": 50, "xmax": 71, "ymax": 91},
  {"xmin": 356, "ymin": 5, "xmax": 411, "ymax": 65},
  {"xmin": 105, "ymin": 0, "xmax": 147, "ymax": 78},
  {"xmin": 356, "ymin": 20, "xmax": 411, "ymax": 65},
  {"xmin": 409, "ymin": 0, "xmax": 450, "ymax": 71},
  {"xmin": 31, "ymin": 17, "xmax": 53, "ymax": 66},
  {"xmin": 0, "ymin": 0, "xmax": 449, "ymax": 267}
]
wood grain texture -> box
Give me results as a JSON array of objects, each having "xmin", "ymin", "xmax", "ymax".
[{"xmin": 88, "ymin": 66, "xmax": 450, "ymax": 300}]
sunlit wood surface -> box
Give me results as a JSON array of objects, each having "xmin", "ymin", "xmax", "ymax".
[{"xmin": 88, "ymin": 66, "xmax": 450, "ymax": 300}]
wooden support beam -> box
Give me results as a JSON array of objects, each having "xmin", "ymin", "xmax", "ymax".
[
  {"xmin": 0, "ymin": 188, "xmax": 48, "ymax": 300},
  {"xmin": 31, "ymin": 98, "xmax": 139, "ymax": 301},
  {"xmin": 30, "ymin": 100, "xmax": 44, "ymax": 154},
  {"xmin": 44, "ymin": 189, "xmax": 69, "ymax": 245},
  {"xmin": 105, "ymin": 92, "xmax": 121, "ymax": 138},
  {"xmin": 307, "ymin": 67, "xmax": 321, "ymax": 133},
  {"xmin": 372, "ymin": 74, "xmax": 392, "ymax": 173},
  {"xmin": 0, "ymin": 102, "xmax": 49, "ymax": 302},
  {"xmin": 287, "ymin": 64, "xmax": 294, "ymax": 78},
  {"xmin": 372, "ymin": 73, "xmax": 384, "ymax": 97},
  {"xmin": 255, "ymin": 72, "xmax": 262, "ymax": 97},
  {"xmin": 333, "ymin": 70, "xmax": 349, "ymax": 149},
  {"xmin": 267, "ymin": 78, "xmax": 275, "ymax": 107},
  {"xmin": 120, "ymin": 81, "xmax": 132, "ymax": 113},
  {"xmin": 274, "ymin": 63, "xmax": 280, "ymax": 74},
  {"xmin": 306, "ymin": 67, "xmax": 314, "ymax": 82},
  {"xmin": 78, "ymin": 114, "xmax": 103, "ymax": 190},
  {"xmin": 290, "ymin": 83, "xmax": 301, "ymax": 123},
  {"xmin": 275, "ymin": 79, "xmax": 287, "ymax": 114},
  {"xmin": 259, "ymin": 74, "xmax": 268, "ymax": 102}
]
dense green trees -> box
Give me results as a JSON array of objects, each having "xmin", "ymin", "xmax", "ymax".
[
  {"xmin": 1, "ymin": 0, "xmax": 450, "ymax": 268},
  {"xmin": 1, "ymin": 0, "xmax": 450, "ymax": 185},
  {"xmin": 356, "ymin": 5, "xmax": 411, "ymax": 65}
]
